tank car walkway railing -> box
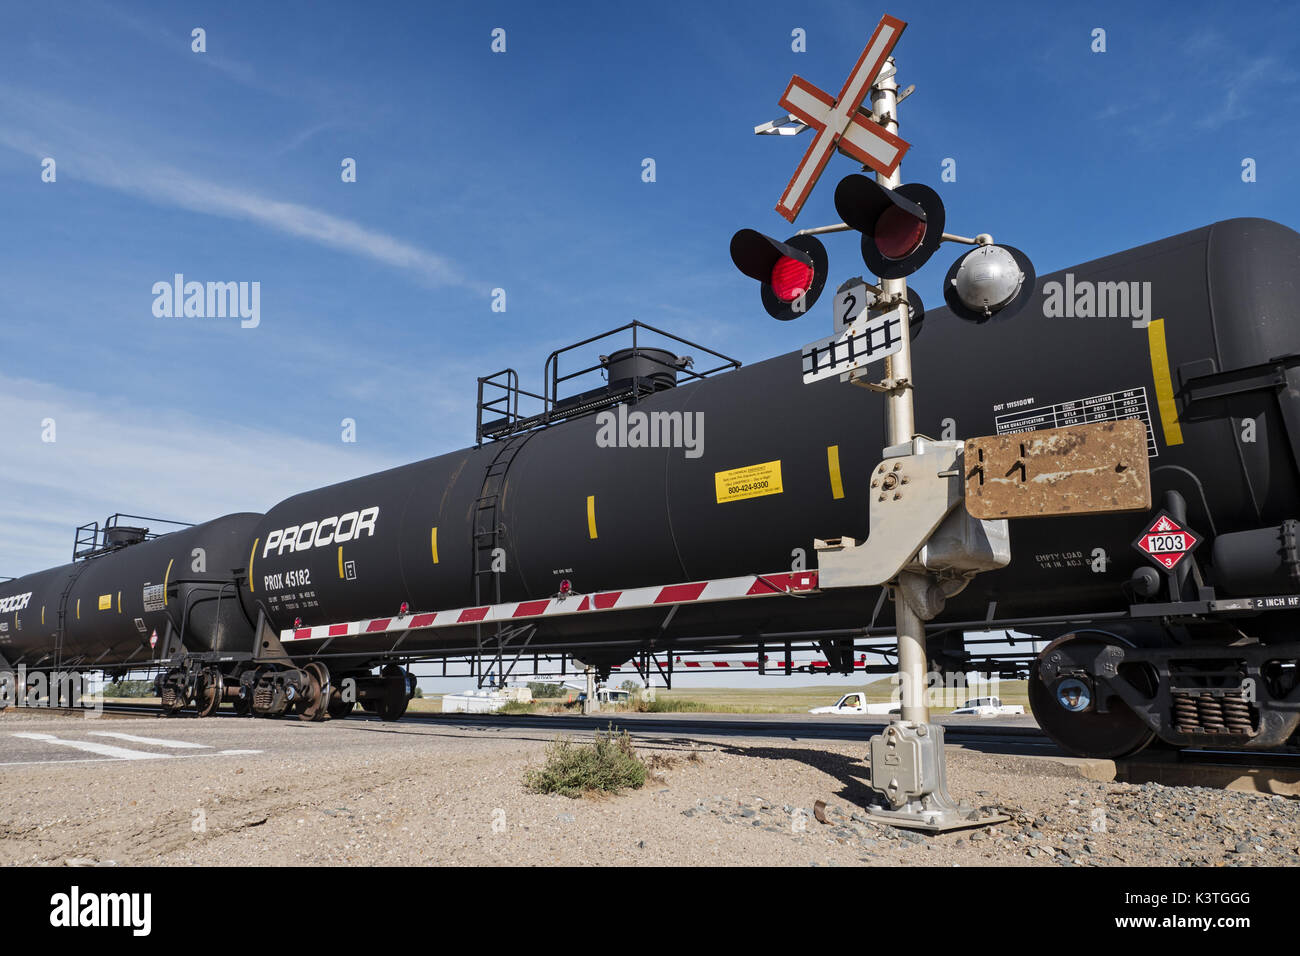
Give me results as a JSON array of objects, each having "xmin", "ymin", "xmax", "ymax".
[
  {"xmin": 475, "ymin": 321, "xmax": 741, "ymax": 444},
  {"xmin": 543, "ymin": 321, "xmax": 741, "ymax": 410},
  {"xmin": 72, "ymin": 513, "xmax": 194, "ymax": 562}
]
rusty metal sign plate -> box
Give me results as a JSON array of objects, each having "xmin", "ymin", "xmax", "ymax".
[{"xmin": 963, "ymin": 420, "xmax": 1151, "ymax": 519}]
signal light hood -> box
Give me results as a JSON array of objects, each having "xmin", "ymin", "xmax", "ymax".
[{"xmin": 834, "ymin": 175, "xmax": 946, "ymax": 279}]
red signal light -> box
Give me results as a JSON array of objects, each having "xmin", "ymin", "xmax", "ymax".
[
  {"xmin": 874, "ymin": 205, "xmax": 926, "ymax": 259},
  {"xmin": 770, "ymin": 256, "xmax": 814, "ymax": 302},
  {"xmin": 729, "ymin": 229, "xmax": 828, "ymax": 321}
]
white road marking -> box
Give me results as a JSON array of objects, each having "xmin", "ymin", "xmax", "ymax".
[
  {"xmin": 11, "ymin": 732, "xmax": 173, "ymax": 761},
  {"xmin": 0, "ymin": 746, "xmax": 264, "ymax": 768},
  {"xmin": 87, "ymin": 731, "xmax": 210, "ymax": 750}
]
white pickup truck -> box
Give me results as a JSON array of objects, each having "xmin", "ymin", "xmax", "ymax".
[
  {"xmin": 949, "ymin": 696, "xmax": 1025, "ymax": 717},
  {"xmin": 809, "ymin": 692, "xmax": 900, "ymax": 717}
]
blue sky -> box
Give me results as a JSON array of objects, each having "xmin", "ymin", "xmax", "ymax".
[{"xmin": 2, "ymin": 1, "xmax": 1299, "ymax": 684}]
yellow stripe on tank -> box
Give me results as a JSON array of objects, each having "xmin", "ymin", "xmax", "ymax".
[
  {"xmin": 248, "ymin": 538, "xmax": 259, "ymax": 593},
  {"xmin": 827, "ymin": 445, "xmax": 845, "ymax": 500},
  {"xmin": 1147, "ymin": 318, "xmax": 1184, "ymax": 446}
]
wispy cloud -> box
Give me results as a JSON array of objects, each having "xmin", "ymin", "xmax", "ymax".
[
  {"xmin": 1086, "ymin": 30, "xmax": 1299, "ymax": 146},
  {"xmin": 0, "ymin": 373, "xmax": 404, "ymax": 575},
  {"xmin": 1194, "ymin": 55, "xmax": 1300, "ymax": 130},
  {"xmin": 273, "ymin": 120, "xmax": 346, "ymax": 157},
  {"xmin": 86, "ymin": 0, "xmax": 270, "ymax": 93},
  {"xmin": 0, "ymin": 87, "xmax": 477, "ymax": 290}
]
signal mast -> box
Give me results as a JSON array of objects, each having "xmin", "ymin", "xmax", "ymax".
[{"xmin": 732, "ymin": 14, "xmax": 1039, "ymax": 831}]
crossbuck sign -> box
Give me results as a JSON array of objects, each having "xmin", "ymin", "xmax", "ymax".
[{"xmin": 775, "ymin": 14, "xmax": 911, "ymax": 222}]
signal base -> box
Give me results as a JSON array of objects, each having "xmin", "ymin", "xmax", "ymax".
[{"xmin": 862, "ymin": 721, "xmax": 1009, "ymax": 832}]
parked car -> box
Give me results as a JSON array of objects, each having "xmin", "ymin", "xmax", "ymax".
[
  {"xmin": 949, "ymin": 696, "xmax": 1025, "ymax": 717},
  {"xmin": 809, "ymin": 692, "xmax": 900, "ymax": 716}
]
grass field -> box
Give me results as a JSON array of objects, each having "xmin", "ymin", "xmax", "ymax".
[
  {"xmin": 406, "ymin": 696, "xmax": 444, "ymax": 713},
  {"xmin": 654, "ymin": 685, "xmax": 867, "ymax": 714}
]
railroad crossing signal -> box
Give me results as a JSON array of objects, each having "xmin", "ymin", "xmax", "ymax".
[
  {"xmin": 745, "ymin": 10, "xmax": 1027, "ymax": 834},
  {"xmin": 729, "ymin": 230, "xmax": 829, "ymax": 321},
  {"xmin": 834, "ymin": 174, "xmax": 945, "ymax": 278},
  {"xmin": 1133, "ymin": 511, "xmax": 1202, "ymax": 570},
  {"xmin": 773, "ymin": 14, "xmax": 911, "ymax": 222}
]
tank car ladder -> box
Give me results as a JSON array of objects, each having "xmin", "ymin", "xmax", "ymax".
[
  {"xmin": 49, "ymin": 559, "xmax": 95, "ymax": 677},
  {"xmin": 472, "ymin": 433, "xmax": 531, "ymax": 687}
]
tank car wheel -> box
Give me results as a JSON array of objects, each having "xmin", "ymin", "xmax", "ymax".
[
  {"xmin": 1028, "ymin": 632, "xmax": 1158, "ymax": 759},
  {"xmin": 296, "ymin": 662, "xmax": 331, "ymax": 722},
  {"xmin": 194, "ymin": 668, "xmax": 222, "ymax": 718},
  {"xmin": 327, "ymin": 679, "xmax": 356, "ymax": 719},
  {"xmin": 375, "ymin": 696, "xmax": 408, "ymax": 721},
  {"xmin": 233, "ymin": 690, "xmax": 252, "ymax": 717},
  {"xmin": 376, "ymin": 664, "xmax": 410, "ymax": 722}
]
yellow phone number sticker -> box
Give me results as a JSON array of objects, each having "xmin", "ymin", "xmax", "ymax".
[{"xmin": 715, "ymin": 460, "xmax": 784, "ymax": 503}]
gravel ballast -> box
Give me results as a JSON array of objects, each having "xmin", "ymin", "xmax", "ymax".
[{"xmin": 1, "ymin": 712, "xmax": 1296, "ymax": 867}]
